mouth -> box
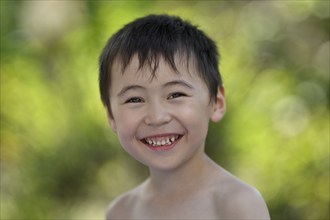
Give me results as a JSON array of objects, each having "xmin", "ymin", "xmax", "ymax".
[{"xmin": 140, "ymin": 134, "xmax": 183, "ymax": 151}]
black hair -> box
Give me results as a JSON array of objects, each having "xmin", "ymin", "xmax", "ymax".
[{"xmin": 99, "ymin": 14, "xmax": 222, "ymax": 113}]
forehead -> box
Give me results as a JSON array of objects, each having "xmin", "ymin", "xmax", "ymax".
[{"xmin": 110, "ymin": 53, "xmax": 199, "ymax": 83}]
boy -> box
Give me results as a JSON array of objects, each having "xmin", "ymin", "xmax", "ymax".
[{"xmin": 99, "ymin": 14, "xmax": 270, "ymax": 219}]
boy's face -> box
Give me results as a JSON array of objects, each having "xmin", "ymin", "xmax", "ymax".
[{"xmin": 108, "ymin": 55, "xmax": 226, "ymax": 171}]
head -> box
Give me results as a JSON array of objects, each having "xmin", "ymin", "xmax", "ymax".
[
  {"xmin": 99, "ymin": 14, "xmax": 223, "ymax": 117},
  {"xmin": 98, "ymin": 14, "xmax": 226, "ymax": 171}
]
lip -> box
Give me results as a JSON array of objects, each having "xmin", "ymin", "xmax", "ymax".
[{"xmin": 139, "ymin": 133, "xmax": 183, "ymax": 152}]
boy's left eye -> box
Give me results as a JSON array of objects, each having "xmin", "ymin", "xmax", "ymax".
[{"xmin": 168, "ymin": 92, "xmax": 186, "ymax": 99}]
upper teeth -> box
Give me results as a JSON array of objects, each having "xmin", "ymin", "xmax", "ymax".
[{"xmin": 144, "ymin": 135, "xmax": 179, "ymax": 147}]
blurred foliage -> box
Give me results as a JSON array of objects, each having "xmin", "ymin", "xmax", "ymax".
[{"xmin": 0, "ymin": 1, "xmax": 329, "ymax": 219}]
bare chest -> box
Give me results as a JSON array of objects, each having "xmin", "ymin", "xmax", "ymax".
[{"xmin": 129, "ymin": 192, "xmax": 220, "ymax": 219}]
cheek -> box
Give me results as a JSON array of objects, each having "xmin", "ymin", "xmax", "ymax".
[
  {"xmin": 176, "ymin": 103, "xmax": 210, "ymax": 135},
  {"xmin": 113, "ymin": 113, "xmax": 148, "ymax": 165},
  {"xmin": 116, "ymin": 122, "xmax": 139, "ymax": 158},
  {"xmin": 113, "ymin": 110, "xmax": 138, "ymax": 144}
]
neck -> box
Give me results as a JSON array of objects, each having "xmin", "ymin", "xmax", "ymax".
[{"xmin": 147, "ymin": 152, "xmax": 212, "ymax": 196}]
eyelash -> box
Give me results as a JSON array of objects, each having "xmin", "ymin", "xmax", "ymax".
[
  {"xmin": 168, "ymin": 92, "xmax": 187, "ymax": 99},
  {"xmin": 125, "ymin": 97, "xmax": 144, "ymax": 103},
  {"xmin": 124, "ymin": 92, "xmax": 187, "ymax": 104}
]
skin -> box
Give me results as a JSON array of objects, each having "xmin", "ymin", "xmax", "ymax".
[{"xmin": 106, "ymin": 55, "xmax": 270, "ymax": 219}]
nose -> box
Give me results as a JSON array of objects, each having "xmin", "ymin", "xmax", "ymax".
[{"xmin": 144, "ymin": 101, "xmax": 171, "ymax": 126}]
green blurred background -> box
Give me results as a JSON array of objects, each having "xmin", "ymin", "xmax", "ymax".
[{"xmin": 1, "ymin": 1, "xmax": 329, "ymax": 219}]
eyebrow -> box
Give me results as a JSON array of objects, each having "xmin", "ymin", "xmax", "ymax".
[
  {"xmin": 117, "ymin": 85, "xmax": 145, "ymax": 97},
  {"xmin": 117, "ymin": 80, "xmax": 194, "ymax": 97},
  {"xmin": 163, "ymin": 80, "xmax": 195, "ymax": 90}
]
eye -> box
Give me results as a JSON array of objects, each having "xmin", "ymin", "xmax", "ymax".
[
  {"xmin": 168, "ymin": 92, "xmax": 186, "ymax": 100},
  {"xmin": 125, "ymin": 97, "xmax": 144, "ymax": 103}
]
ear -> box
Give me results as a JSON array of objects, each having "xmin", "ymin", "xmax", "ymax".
[
  {"xmin": 210, "ymin": 86, "xmax": 226, "ymax": 123},
  {"xmin": 106, "ymin": 109, "xmax": 117, "ymax": 133}
]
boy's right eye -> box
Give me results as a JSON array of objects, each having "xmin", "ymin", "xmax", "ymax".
[{"xmin": 125, "ymin": 97, "xmax": 144, "ymax": 103}]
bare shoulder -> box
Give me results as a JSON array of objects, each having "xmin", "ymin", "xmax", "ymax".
[
  {"xmin": 105, "ymin": 181, "xmax": 146, "ymax": 220},
  {"xmin": 225, "ymin": 181, "xmax": 270, "ymax": 219},
  {"xmin": 212, "ymin": 167, "xmax": 270, "ymax": 219},
  {"xmin": 105, "ymin": 191, "xmax": 133, "ymax": 219}
]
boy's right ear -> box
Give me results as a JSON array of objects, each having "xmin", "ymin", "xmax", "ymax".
[{"xmin": 107, "ymin": 110, "xmax": 117, "ymax": 133}]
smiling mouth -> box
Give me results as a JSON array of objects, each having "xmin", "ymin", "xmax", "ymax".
[{"xmin": 140, "ymin": 134, "xmax": 183, "ymax": 147}]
